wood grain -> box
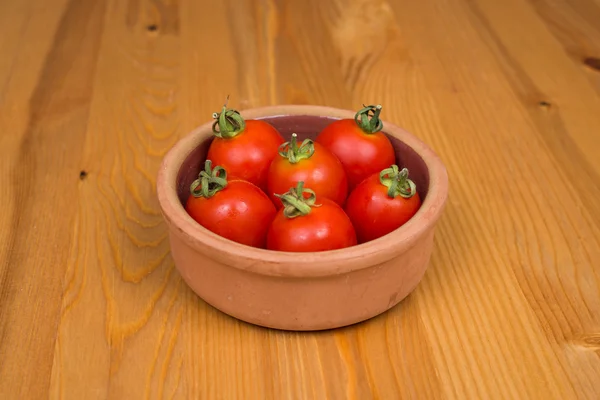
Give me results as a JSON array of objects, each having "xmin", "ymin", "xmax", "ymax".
[{"xmin": 1, "ymin": 0, "xmax": 599, "ymax": 398}]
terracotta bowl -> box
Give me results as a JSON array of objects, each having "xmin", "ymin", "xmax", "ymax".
[{"xmin": 157, "ymin": 105, "xmax": 448, "ymax": 331}]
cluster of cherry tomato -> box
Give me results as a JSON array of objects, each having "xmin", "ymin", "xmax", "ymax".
[{"xmin": 185, "ymin": 101, "xmax": 422, "ymax": 252}]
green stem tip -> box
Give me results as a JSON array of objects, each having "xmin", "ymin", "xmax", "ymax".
[
  {"xmin": 379, "ymin": 165, "xmax": 417, "ymax": 199},
  {"xmin": 190, "ymin": 160, "xmax": 228, "ymax": 198},
  {"xmin": 354, "ymin": 104, "xmax": 383, "ymax": 134},
  {"xmin": 274, "ymin": 181, "xmax": 321, "ymax": 218},
  {"xmin": 211, "ymin": 95, "xmax": 246, "ymax": 139},
  {"xmin": 277, "ymin": 133, "xmax": 315, "ymax": 164}
]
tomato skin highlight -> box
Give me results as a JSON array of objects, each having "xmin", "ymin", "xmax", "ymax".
[
  {"xmin": 267, "ymin": 198, "xmax": 357, "ymax": 252},
  {"xmin": 185, "ymin": 178, "xmax": 276, "ymax": 248},
  {"xmin": 207, "ymin": 119, "xmax": 284, "ymax": 191},
  {"xmin": 316, "ymin": 119, "xmax": 396, "ymax": 190},
  {"xmin": 345, "ymin": 171, "xmax": 421, "ymax": 244},
  {"xmin": 267, "ymin": 139, "xmax": 348, "ymax": 208}
]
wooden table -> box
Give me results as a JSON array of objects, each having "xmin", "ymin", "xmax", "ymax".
[{"xmin": 1, "ymin": 0, "xmax": 599, "ymax": 398}]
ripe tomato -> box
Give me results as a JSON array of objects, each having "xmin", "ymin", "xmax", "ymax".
[
  {"xmin": 185, "ymin": 160, "xmax": 276, "ymax": 248},
  {"xmin": 206, "ymin": 100, "xmax": 284, "ymax": 191},
  {"xmin": 315, "ymin": 104, "xmax": 396, "ymax": 190},
  {"xmin": 267, "ymin": 133, "xmax": 348, "ymax": 208},
  {"xmin": 345, "ymin": 165, "xmax": 421, "ymax": 244},
  {"xmin": 267, "ymin": 182, "xmax": 357, "ymax": 252}
]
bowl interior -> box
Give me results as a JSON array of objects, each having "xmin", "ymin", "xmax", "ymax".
[{"xmin": 175, "ymin": 115, "xmax": 430, "ymax": 207}]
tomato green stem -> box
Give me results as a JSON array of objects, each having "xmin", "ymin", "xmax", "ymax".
[
  {"xmin": 190, "ymin": 160, "xmax": 228, "ymax": 198},
  {"xmin": 354, "ymin": 104, "xmax": 383, "ymax": 134},
  {"xmin": 379, "ymin": 165, "xmax": 417, "ymax": 198},
  {"xmin": 277, "ymin": 133, "xmax": 315, "ymax": 164},
  {"xmin": 274, "ymin": 181, "xmax": 320, "ymax": 218},
  {"xmin": 211, "ymin": 95, "xmax": 246, "ymax": 139}
]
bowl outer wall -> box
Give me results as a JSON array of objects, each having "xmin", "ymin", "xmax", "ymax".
[
  {"xmin": 156, "ymin": 105, "xmax": 449, "ymax": 278},
  {"xmin": 169, "ymin": 224, "xmax": 436, "ymax": 331}
]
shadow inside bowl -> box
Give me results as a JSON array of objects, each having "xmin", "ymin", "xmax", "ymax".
[{"xmin": 175, "ymin": 115, "xmax": 430, "ymax": 206}]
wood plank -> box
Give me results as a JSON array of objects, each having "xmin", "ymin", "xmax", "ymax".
[
  {"xmin": 0, "ymin": 0, "xmax": 107, "ymax": 398},
  {"xmin": 382, "ymin": 0, "xmax": 600, "ymax": 397},
  {"xmin": 48, "ymin": 0, "xmax": 187, "ymax": 398}
]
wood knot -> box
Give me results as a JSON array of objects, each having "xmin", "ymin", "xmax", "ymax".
[
  {"xmin": 79, "ymin": 170, "xmax": 88, "ymax": 180},
  {"xmin": 147, "ymin": 24, "xmax": 158, "ymax": 32},
  {"xmin": 583, "ymin": 57, "xmax": 600, "ymax": 72},
  {"xmin": 538, "ymin": 101, "xmax": 551, "ymax": 109}
]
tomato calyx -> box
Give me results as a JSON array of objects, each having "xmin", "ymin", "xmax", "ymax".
[
  {"xmin": 211, "ymin": 96, "xmax": 246, "ymax": 139},
  {"xmin": 277, "ymin": 133, "xmax": 315, "ymax": 164},
  {"xmin": 190, "ymin": 160, "xmax": 228, "ymax": 198},
  {"xmin": 354, "ymin": 104, "xmax": 384, "ymax": 134},
  {"xmin": 379, "ymin": 165, "xmax": 417, "ymax": 199},
  {"xmin": 274, "ymin": 181, "xmax": 321, "ymax": 218}
]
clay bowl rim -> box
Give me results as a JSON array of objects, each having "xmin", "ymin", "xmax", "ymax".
[{"xmin": 157, "ymin": 105, "xmax": 448, "ymax": 278}]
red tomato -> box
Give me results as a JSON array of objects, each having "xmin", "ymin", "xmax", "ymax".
[
  {"xmin": 206, "ymin": 101, "xmax": 284, "ymax": 191},
  {"xmin": 185, "ymin": 160, "xmax": 276, "ymax": 248},
  {"xmin": 345, "ymin": 165, "xmax": 421, "ymax": 243},
  {"xmin": 315, "ymin": 104, "xmax": 396, "ymax": 190},
  {"xmin": 267, "ymin": 133, "xmax": 348, "ymax": 208},
  {"xmin": 267, "ymin": 182, "xmax": 357, "ymax": 252}
]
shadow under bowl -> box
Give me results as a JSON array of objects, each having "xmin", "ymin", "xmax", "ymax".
[{"xmin": 157, "ymin": 105, "xmax": 448, "ymax": 331}]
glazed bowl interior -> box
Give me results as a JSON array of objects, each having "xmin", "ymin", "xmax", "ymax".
[{"xmin": 160, "ymin": 106, "xmax": 447, "ymax": 277}]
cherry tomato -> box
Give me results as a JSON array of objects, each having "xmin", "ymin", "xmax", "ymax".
[
  {"xmin": 185, "ymin": 160, "xmax": 276, "ymax": 248},
  {"xmin": 206, "ymin": 100, "xmax": 284, "ymax": 191},
  {"xmin": 267, "ymin": 182, "xmax": 357, "ymax": 252},
  {"xmin": 267, "ymin": 133, "xmax": 348, "ymax": 208},
  {"xmin": 345, "ymin": 165, "xmax": 421, "ymax": 243},
  {"xmin": 315, "ymin": 104, "xmax": 396, "ymax": 190}
]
